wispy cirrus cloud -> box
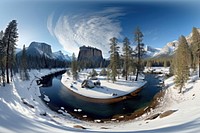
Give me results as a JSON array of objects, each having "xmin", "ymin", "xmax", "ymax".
[{"xmin": 47, "ymin": 7, "xmax": 124, "ymax": 57}]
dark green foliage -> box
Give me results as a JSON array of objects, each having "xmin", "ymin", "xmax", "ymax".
[
  {"xmin": 122, "ymin": 37, "xmax": 133, "ymax": 80},
  {"xmin": 190, "ymin": 27, "xmax": 200, "ymax": 77},
  {"xmin": 2, "ymin": 20, "xmax": 18, "ymax": 84},
  {"xmin": 99, "ymin": 68, "xmax": 107, "ymax": 76},
  {"xmin": 0, "ymin": 31, "xmax": 5, "ymax": 86},
  {"xmin": 109, "ymin": 37, "xmax": 120, "ymax": 82},
  {"xmin": 133, "ymin": 27, "xmax": 146, "ymax": 81},
  {"xmin": 174, "ymin": 35, "xmax": 190, "ymax": 93},
  {"xmin": 20, "ymin": 45, "xmax": 29, "ymax": 81},
  {"xmin": 89, "ymin": 69, "xmax": 98, "ymax": 77},
  {"xmin": 71, "ymin": 53, "xmax": 78, "ymax": 80}
]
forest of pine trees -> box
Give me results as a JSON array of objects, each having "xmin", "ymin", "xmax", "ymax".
[
  {"xmin": 107, "ymin": 27, "xmax": 145, "ymax": 82},
  {"xmin": 1, "ymin": 19, "xmax": 200, "ymax": 93},
  {"xmin": 108, "ymin": 37, "xmax": 120, "ymax": 82},
  {"xmin": 71, "ymin": 53, "xmax": 78, "ymax": 80},
  {"xmin": 0, "ymin": 20, "xmax": 69, "ymax": 86},
  {"xmin": 174, "ymin": 36, "xmax": 190, "ymax": 93}
]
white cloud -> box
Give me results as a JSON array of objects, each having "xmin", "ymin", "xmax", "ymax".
[
  {"xmin": 47, "ymin": 8, "xmax": 124, "ymax": 57},
  {"xmin": 47, "ymin": 12, "xmax": 54, "ymax": 37}
]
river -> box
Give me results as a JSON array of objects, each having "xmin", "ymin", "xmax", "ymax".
[{"xmin": 39, "ymin": 73, "xmax": 162, "ymax": 120}]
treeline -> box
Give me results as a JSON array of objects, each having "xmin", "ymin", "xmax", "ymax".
[
  {"xmin": 144, "ymin": 57, "xmax": 172, "ymax": 68},
  {"xmin": 15, "ymin": 54, "xmax": 70, "ymax": 70},
  {"xmin": 71, "ymin": 27, "xmax": 146, "ymax": 82},
  {"xmin": 0, "ymin": 20, "xmax": 69, "ymax": 86},
  {"xmin": 77, "ymin": 59, "xmax": 109, "ymax": 69},
  {"xmin": 107, "ymin": 27, "xmax": 146, "ymax": 82}
]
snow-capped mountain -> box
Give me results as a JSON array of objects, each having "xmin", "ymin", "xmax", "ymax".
[
  {"xmin": 153, "ymin": 40, "xmax": 178, "ymax": 58},
  {"xmin": 64, "ymin": 54, "xmax": 72, "ymax": 61},
  {"xmin": 144, "ymin": 45, "xmax": 161, "ymax": 58},
  {"xmin": 152, "ymin": 28, "xmax": 200, "ymax": 58},
  {"xmin": 53, "ymin": 51, "xmax": 71, "ymax": 61},
  {"xmin": 17, "ymin": 41, "xmax": 71, "ymax": 62},
  {"xmin": 27, "ymin": 42, "xmax": 53, "ymax": 59}
]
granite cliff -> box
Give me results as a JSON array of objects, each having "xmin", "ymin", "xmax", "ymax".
[{"xmin": 77, "ymin": 46, "xmax": 104, "ymax": 68}]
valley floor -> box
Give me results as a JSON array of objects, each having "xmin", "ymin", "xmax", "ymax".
[
  {"xmin": 0, "ymin": 68, "xmax": 200, "ymax": 133},
  {"xmin": 61, "ymin": 70, "xmax": 147, "ymax": 100}
]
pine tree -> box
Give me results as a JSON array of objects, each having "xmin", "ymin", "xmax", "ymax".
[
  {"xmin": 0, "ymin": 31, "xmax": 6, "ymax": 86},
  {"xmin": 122, "ymin": 37, "xmax": 132, "ymax": 80},
  {"xmin": 2, "ymin": 20, "xmax": 18, "ymax": 84},
  {"xmin": 71, "ymin": 53, "xmax": 78, "ymax": 80},
  {"xmin": 109, "ymin": 37, "xmax": 120, "ymax": 82},
  {"xmin": 164, "ymin": 59, "xmax": 168, "ymax": 68},
  {"xmin": 174, "ymin": 35, "xmax": 190, "ymax": 93},
  {"xmin": 146, "ymin": 60, "xmax": 152, "ymax": 68},
  {"xmin": 190, "ymin": 27, "xmax": 200, "ymax": 77},
  {"xmin": 20, "ymin": 45, "xmax": 29, "ymax": 81},
  {"xmin": 133, "ymin": 27, "xmax": 145, "ymax": 81}
]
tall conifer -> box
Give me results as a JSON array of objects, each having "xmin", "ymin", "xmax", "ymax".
[
  {"xmin": 174, "ymin": 35, "xmax": 190, "ymax": 93},
  {"xmin": 134, "ymin": 27, "xmax": 145, "ymax": 81},
  {"xmin": 109, "ymin": 37, "xmax": 120, "ymax": 82},
  {"xmin": 71, "ymin": 53, "xmax": 78, "ymax": 80},
  {"xmin": 122, "ymin": 37, "xmax": 132, "ymax": 80},
  {"xmin": 3, "ymin": 20, "xmax": 18, "ymax": 83},
  {"xmin": 190, "ymin": 27, "xmax": 200, "ymax": 77}
]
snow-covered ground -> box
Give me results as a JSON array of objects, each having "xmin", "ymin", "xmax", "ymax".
[
  {"xmin": 61, "ymin": 71, "xmax": 147, "ymax": 99},
  {"xmin": 0, "ymin": 68, "xmax": 200, "ymax": 133},
  {"xmin": 144, "ymin": 67, "xmax": 170, "ymax": 74}
]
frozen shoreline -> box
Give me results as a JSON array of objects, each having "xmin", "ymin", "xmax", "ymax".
[
  {"xmin": 61, "ymin": 72, "xmax": 147, "ymax": 100},
  {"xmin": 0, "ymin": 67, "xmax": 200, "ymax": 133}
]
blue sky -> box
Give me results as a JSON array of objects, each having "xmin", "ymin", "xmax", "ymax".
[{"xmin": 1, "ymin": 0, "xmax": 200, "ymax": 57}]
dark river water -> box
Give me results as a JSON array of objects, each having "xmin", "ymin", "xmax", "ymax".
[{"xmin": 39, "ymin": 73, "xmax": 162, "ymax": 120}]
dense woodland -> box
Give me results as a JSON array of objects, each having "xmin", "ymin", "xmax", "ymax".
[
  {"xmin": 1, "ymin": 20, "xmax": 200, "ymax": 93},
  {"xmin": 71, "ymin": 27, "xmax": 200, "ymax": 94},
  {"xmin": 0, "ymin": 20, "xmax": 69, "ymax": 86}
]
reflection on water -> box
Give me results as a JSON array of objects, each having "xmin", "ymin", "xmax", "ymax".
[{"xmin": 40, "ymin": 74, "xmax": 162, "ymax": 119}]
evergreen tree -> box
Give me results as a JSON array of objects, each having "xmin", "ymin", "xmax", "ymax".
[
  {"xmin": 20, "ymin": 45, "xmax": 29, "ymax": 81},
  {"xmin": 0, "ymin": 31, "xmax": 6, "ymax": 86},
  {"xmin": 190, "ymin": 27, "xmax": 200, "ymax": 77},
  {"xmin": 71, "ymin": 53, "xmax": 78, "ymax": 80},
  {"xmin": 122, "ymin": 37, "xmax": 132, "ymax": 80},
  {"xmin": 164, "ymin": 60, "xmax": 168, "ymax": 68},
  {"xmin": 109, "ymin": 37, "xmax": 120, "ymax": 82},
  {"xmin": 90, "ymin": 69, "xmax": 98, "ymax": 77},
  {"xmin": 133, "ymin": 27, "xmax": 145, "ymax": 81},
  {"xmin": 146, "ymin": 60, "xmax": 152, "ymax": 68},
  {"xmin": 2, "ymin": 20, "xmax": 18, "ymax": 84},
  {"xmin": 0, "ymin": 31, "xmax": 3, "ymax": 39},
  {"xmin": 174, "ymin": 35, "xmax": 190, "ymax": 93},
  {"xmin": 99, "ymin": 68, "xmax": 107, "ymax": 76}
]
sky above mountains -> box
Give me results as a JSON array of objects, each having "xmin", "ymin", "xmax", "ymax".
[{"xmin": 1, "ymin": 0, "xmax": 200, "ymax": 57}]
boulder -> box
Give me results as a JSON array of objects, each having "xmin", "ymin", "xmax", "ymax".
[{"xmin": 81, "ymin": 80, "xmax": 95, "ymax": 88}]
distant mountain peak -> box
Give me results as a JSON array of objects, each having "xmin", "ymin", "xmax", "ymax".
[{"xmin": 17, "ymin": 41, "xmax": 71, "ymax": 62}]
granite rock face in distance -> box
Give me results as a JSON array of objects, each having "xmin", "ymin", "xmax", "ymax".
[{"xmin": 77, "ymin": 46, "xmax": 103, "ymax": 68}]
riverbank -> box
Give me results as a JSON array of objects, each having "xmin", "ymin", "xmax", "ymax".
[
  {"xmin": 1, "ymin": 67, "xmax": 200, "ymax": 133},
  {"xmin": 61, "ymin": 70, "xmax": 147, "ymax": 101}
]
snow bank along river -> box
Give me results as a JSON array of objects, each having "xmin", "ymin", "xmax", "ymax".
[{"xmin": 39, "ymin": 73, "xmax": 163, "ymax": 120}]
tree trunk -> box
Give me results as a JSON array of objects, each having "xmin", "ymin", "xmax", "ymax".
[
  {"xmin": 6, "ymin": 44, "xmax": 9, "ymax": 84},
  {"xmin": 199, "ymin": 53, "xmax": 200, "ymax": 78},
  {"xmin": 135, "ymin": 42, "xmax": 141, "ymax": 81},
  {"xmin": 135, "ymin": 69, "xmax": 139, "ymax": 81}
]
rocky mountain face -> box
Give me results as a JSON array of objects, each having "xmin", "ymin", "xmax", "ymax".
[
  {"xmin": 144, "ymin": 45, "xmax": 161, "ymax": 58},
  {"xmin": 153, "ymin": 28, "xmax": 200, "ymax": 58},
  {"xmin": 53, "ymin": 50, "xmax": 71, "ymax": 61},
  {"xmin": 16, "ymin": 41, "xmax": 71, "ymax": 69},
  {"xmin": 153, "ymin": 41, "xmax": 178, "ymax": 58},
  {"xmin": 17, "ymin": 42, "xmax": 71, "ymax": 61},
  {"xmin": 26, "ymin": 42, "xmax": 53, "ymax": 58},
  {"xmin": 77, "ymin": 46, "xmax": 104, "ymax": 68}
]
